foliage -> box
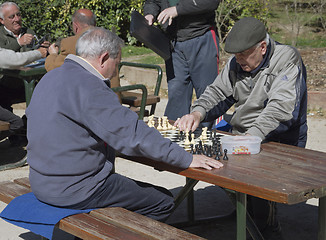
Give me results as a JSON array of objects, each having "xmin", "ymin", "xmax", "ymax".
[
  {"xmin": 216, "ymin": 0, "xmax": 270, "ymax": 51},
  {"xmin": 11, "ymin": 0, "xmax": 324, "ymax": 49},
  {"xmin": 17, "ymin": 0, "xmax": 143, "ymax": 43}
]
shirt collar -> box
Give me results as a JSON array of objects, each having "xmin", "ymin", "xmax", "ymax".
[
  {"xmin": 65, "ymin": 54, "xmax": 109, "ymax": 82},
  {"xmin": 4, "ymin": 26, "xmax": 22, "ymax": 38}
]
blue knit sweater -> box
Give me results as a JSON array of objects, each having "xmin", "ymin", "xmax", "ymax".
[{"xmin": 26, "ymin": 54, "xmax": 192, "ymax": 207}]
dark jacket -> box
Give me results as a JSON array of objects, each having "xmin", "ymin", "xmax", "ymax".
[
  {"xmin": 0, "ymin": 25, "xmax": 35, "ymax": 52},
  {"xmin": 144, "ymin": 0, "xmax": 220, "ymax": 41}
]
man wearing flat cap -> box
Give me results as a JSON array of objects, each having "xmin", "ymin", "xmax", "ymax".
[{"xmin": 175, "ymin": 17, "xmax": 307, "ymax": 238}]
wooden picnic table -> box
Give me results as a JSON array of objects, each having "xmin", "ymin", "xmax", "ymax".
[
  {"xmin": 0, "ymin": 63, "xmax": 46, "ymax": 106},
  {"xmin": 119, "ymin": 131, "xmax": 326, "ymax": 240}
]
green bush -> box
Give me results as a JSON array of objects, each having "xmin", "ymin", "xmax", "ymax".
[{"xmin": 15, "ymin": 0, "xmax": 269, "ymax": 46}]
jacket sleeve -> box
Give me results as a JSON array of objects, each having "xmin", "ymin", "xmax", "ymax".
[
  {"xmin": 191, "ymin": 59, "xmax": 234, "ymax": 121},
  {"xmin": 0, "ymin": 48, "xmax": 42, "ymax": 69},
  {"xmin": 246, "ymin": 49, "xmax": 305, "ymax": 140},
  {"xmin": 144, "ymin": 0, "xmax": 162, "ymax": 18},
  {"xmin": 177, "ymin": 0, "xmax": 220, "ymax": 15},
  {"xmin": 83, "ymin": 85, "xmax": 193, "ymax": 169},
  {"xmin": 45, "ymin": 36, "xmax": 76, "ymax": 72}
]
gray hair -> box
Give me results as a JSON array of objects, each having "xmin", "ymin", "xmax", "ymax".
[
  {"xmin": 76, "ymin": 27, "xmax": 124, "ymax": 60},
  {"xmin": 0, "ymin": 2, "xmax": 19, "ymax": 19},
  {"xmin": 255, "ymin": 33, "xmax": 270, "ymax": 48}
]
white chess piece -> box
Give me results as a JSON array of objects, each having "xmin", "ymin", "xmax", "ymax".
[
  {"xmin": 157, "ymin": 117, "xmax": 163, "ymax": 130},
  {"xmin": 184, "ymin": 131, "xmax": 190, "ymax": 145}
]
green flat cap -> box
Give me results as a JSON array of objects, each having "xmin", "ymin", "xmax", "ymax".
[{"xmin": 224, "ymin": 17, "xmax": 266, "ymax": 53}]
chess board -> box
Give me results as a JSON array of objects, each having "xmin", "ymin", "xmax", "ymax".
[
  {"xmin": 147, "ymin": 115, "xmax": 229, "ymax": 159},
  {"xmin": 159, "ymin": 128, "xmax": 225, "ymax": 151}
]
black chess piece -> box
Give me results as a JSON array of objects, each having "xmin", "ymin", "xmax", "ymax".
[
  {"xmin": 190, "ymin": 144, "xmax": 194, "ymax": 154},
  {"xmin": 207, "ymin": 146, "xmax": 212, "ymax": 157},
  {"xmin": 223, "ymin": 149, "xmax": 228, "ymax": 160},
  {"xmin": 215, "ymin": 154, "xmax": 220, "ymax": 160}
]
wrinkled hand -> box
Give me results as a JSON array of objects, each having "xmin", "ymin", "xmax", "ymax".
[
  {"xmin": 157, "ymin": 6, "xmax": 178, "ymax": 25},
  {"xmin": 36, "ymin": 47, "xmax": 48, "ymax": 58},
  {"xmin": 48, "ymin": 43, "xmax": 59, "ymax": 55},
  {"xmin": 174, "ymin": 111, "xmax": 201, "ymax": 132},
  {"xmin": 190, "ymin": 154, "xmax": 223, "ymax": 170},
  {"xmin": 18, "ymin": 33, "xmax": 34, "ymax": 46},
  {"xmin": 145, "ymin": 14, "xmax": 155, "ymax": 25}
]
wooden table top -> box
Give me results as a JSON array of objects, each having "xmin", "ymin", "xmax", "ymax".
[
  {"xmin": 120, "ymin": 139, "xmax": 326, "ymax": 205},
  {"xmin": 0, "ymin": 120, "xmax": 9, "ymax": 131}
]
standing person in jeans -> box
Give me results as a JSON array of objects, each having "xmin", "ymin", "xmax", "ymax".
[{"xmin": 144, "ymin": 0, "xmax": 220, "ymax": 127}]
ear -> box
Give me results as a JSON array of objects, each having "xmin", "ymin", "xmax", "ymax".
[
  {"xmin": 0, "ymin": 18, "xmax": 4, "ymax": 25},
  {"xmin": 100, "ymin": 52, "xmax": 110, "ymax": 67},
  {"xmin": 72, "ymin": 22, "xmax": 78, "ymax": 34},
  {"xmin": 260, "ymin": 41, "xmax": 267, "ymax": 55}
]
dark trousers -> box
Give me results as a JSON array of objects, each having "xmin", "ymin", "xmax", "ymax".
[
  {"xmin": 0, "ymin": 76, "xmax": 25, "ymax": 111},
  {"xmin": 0, "ymin": 106, "xmax": 24, "ymax": 140},
  {"xmin": 165, "ymin": 29, "xmax": 219, "ymax": 121},
  {"xmin": 66, "ymin": 173, "xmax": 175, "ymax": 222}
]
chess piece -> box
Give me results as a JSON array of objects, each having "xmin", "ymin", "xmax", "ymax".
[
  {"xmin": 191, "ymin": 133, "xmax": 195, "ymax": 145},
  {"xmin": 202, "ymin": 127, "xmax": 208, "ymax": 140},
  {"xmin": 184, "ymin": 131, "xmax": 190, "ymax": 145},
  {"xmin": 157, "ymin": 117, "xmax": 163, "ymax": 130},
  {"xmin": 223, "ymin": 149, "xmax": 228, "ymax": 160}
]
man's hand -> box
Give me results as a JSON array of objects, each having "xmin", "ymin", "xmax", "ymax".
[
  {"xmin": 190, "ymin": 155, "xmax": 223, "ymax": 170},
  {"xmin": 18, "ymin": 33, "xmax": 34, "ymax": 46},
  {"xmin": 157, "ymin": 7, "xmax": 178, "ymax": 25},
  {"xmin": 36, "ymin": 47, "xmax": 48, "ymax": 58},
  {"xmin": 145, "ymin": 14, "xmax": 155, "ymax": 25},
  {"xmin": 174, "ymin": 111, "xmax": 202, "ymax": 132},
  {"xmin": 48, "ymin": 43, "xmax": 59, "ymax": 55}
]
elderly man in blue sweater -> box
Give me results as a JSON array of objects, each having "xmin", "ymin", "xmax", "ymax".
[{"xmin": 26, "ymin": 27, "xmax": 223, "ymax": 221}]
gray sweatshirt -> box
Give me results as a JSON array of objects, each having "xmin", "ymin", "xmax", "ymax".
[{"xmin": 0, "ymin": 47, "xmax": 42, "ymax": 69}]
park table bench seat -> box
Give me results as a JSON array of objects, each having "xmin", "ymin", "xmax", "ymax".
[{"xmin": 0, "ymin": 177, "xmax": 205, "ymax": 240}]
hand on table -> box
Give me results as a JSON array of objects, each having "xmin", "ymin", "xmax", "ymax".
[
  {"xmin": 190, "ymin": 155, "xmax": 223, "ymax": 170},
  {"xmin": 157, "ymin": 6, "xmax": 178, "ymax": 25},
  {"xmin": 174, "ymin": 111, "xmax": 202, "ymax": 132}
]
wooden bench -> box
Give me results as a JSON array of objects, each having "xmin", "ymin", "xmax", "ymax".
[{"xmin": 0, "ymin": 178, "xmax": 205, "ymax": 240}]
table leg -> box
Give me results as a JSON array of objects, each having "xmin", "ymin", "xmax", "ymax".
[
  {"xmin": 318, "ymin": 196, "xmax": 326, "ymax": 240},
  {"xmin": 186, "ymin": 177, "xmax": 195, "ymax": 223},
  {"xmin": 23, "ymin": 79, "xmax": 36, "ymax": 107},
  {"xmin": 236, "ymin": 192, "xmax": 247, "ymax": 240}
]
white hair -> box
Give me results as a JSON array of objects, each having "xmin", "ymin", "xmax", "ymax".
[
  {"xmin": 76, "ymin": 27, "xmax": 124, "ymax": 60},
  {"xmin": 0, "ymin": 2, "xmax": 19, "ymax": 19}
]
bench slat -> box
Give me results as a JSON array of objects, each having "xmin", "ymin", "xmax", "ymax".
[
  {"xmin": 0, "ymin": 179, "xmax": 206, "ymax": 240},
  {"xmin": 121, "ymin": 92, "xmax": 160, "ymax": 106},
  {"xmin": 59, "ymin": 213, "xmax": 153, "ymax": 240},
  {"xmin": 0, "ymin": 181, "xmax": 30, "ymax": 204},
  {"xmin": 92, "ymin": 208, "xmax": 205, "ymax": 240}
]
